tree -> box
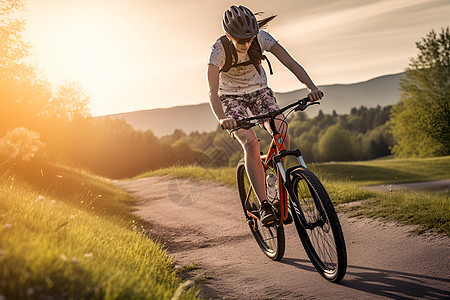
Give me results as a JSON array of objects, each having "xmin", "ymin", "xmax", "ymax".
[
  {"xmin": 390, "ymin": 27, "xmax": 450, "ymax": 157},
  {"xmin": 45, "ymin": 81, "xmax": 91, "ymax": 121},
  {"xmin": 318, "ymin": 124, "xmax": 358, "ymax": 161},
  {"xmin": 0, "ymin": 0, "xmax": 50, "ymax": 133}
]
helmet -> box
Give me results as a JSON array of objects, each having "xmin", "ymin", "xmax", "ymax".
[{"xmin": 222, "ymin": 5, "xmax": 259, "ymax": 40}]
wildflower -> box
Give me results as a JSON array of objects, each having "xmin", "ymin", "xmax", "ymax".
[
  {"xmin": 35, "ymin": 195, "xmax": 45, "ymax": 202},
  {"xmin": 4, "ymin": 224, "xmax": 12, "ymax": 229},
  {"xmin": 49, "ymin": 200, "xmax": 56, "ymax": 206},
  {"xmin": 84, "ymin": 253, "xmax": 93, "ymax": 258},
  {"xmin": 60, "ymin": 254, "xmax": 68, "ymax": 261}
]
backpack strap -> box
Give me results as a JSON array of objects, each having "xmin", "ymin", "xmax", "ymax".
[
  {"xmin": 218, "ymin": 35, "xmax": 273, "ymax": 75},
  {"xmin": 262, "ymin": 55, "xmax": 273, "ymax": 75},
  {"xmin": 219, "ymin": 35, "xmax": 233, "ymax": 73}
]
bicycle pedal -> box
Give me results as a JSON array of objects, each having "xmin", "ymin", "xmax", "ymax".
[{"xmin": 263, "ymin": 220, "xmax": 277, "ymax": 227}]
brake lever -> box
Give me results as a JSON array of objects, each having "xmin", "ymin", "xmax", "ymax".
[
  {"xmin": 237, "ymin": 121, "xmax": 255, "ymax": 130},
  {"xmin": 295, "ymin": 101, "xmax": 320, "ymax": 112}
]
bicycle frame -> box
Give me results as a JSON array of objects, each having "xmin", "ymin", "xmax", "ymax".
[{"xmin": 245, "ymin": 117, "xmax": 309, "ymax": 224}]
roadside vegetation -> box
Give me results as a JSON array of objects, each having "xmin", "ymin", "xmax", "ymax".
[
  {"xmin": 138, "ymin": 156, "xmax": 450, "ymax": 235},
  {"xmin": 0, "ymin": 160, "xmax": 200, "ymax": 299}
]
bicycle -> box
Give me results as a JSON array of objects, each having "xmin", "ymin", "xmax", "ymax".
[{"xmin": 233, "ymin": 96, "xmax": 347, "ymax": 283}]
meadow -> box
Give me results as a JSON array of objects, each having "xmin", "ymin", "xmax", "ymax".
[
  {"xmin": 137, "ymin": 156, "xmax": 450, "ymax": 235},
  {"xmin": 0, "ymin": 160, "xmax": 199, "ymax": 299}
]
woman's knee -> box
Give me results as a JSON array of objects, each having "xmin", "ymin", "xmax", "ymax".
[{"xmin": 235, "ymin": 130, "xmax": 259, "ymax": 151}]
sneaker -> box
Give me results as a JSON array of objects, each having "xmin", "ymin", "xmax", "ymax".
[
  {"xmin": 283, "ymin": 210, "xmax": 293, "ymax": 224},
  {"xmin": 260, "ymin": 200, "xmax": 277, "ymax": 225}
]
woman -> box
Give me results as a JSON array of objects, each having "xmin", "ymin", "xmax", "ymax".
[{"xmin": 207, "ymin": 5, "xmax": 323, "ymax": 225}]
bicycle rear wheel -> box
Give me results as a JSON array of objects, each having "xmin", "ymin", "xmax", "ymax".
[
  {"xmin": 236, "ymin": 159, "xmax": 285, "ymax": 261},
  {"xmin": 289, "ymin": 167, "xmax": 347, "ymax": 282}
]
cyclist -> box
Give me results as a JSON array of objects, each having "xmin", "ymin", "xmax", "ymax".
[{"xmin": 207, "ymin": 5, "xmax": 323, "ymax": 225}]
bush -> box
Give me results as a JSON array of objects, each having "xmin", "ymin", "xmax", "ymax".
[
  {"xmin": 318, "ymin": 124, "xmax": 358, "ymax": 161},
  {"xmin": 0, "ymin": 127, "xmax": 46, "ymax": 161}
]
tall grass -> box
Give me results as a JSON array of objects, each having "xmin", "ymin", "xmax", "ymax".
[{"xmin": 0, "ymin": 161, "xmax": 199, "ymax": 299}]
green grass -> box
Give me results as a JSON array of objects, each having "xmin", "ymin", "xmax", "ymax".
[
  {"xmin": 138, "ymin": 156, "xmax": 450, "ymax": 235},
  {"xmin": 308, "ymin": 156, "xmax": 450, "ymax": 185},
  {"xmin": 136, "ymin": 165, "xmax": 237, "ymax": 186},
  {"xmin": 0, "ymin": 160, "xmax": 199, "ymax": 299},
  {"xmin": 1, "ymin": 160, "xmax": 136, "ymax": 218},
  {"xmin": 339, "ymin": 190, "xmax": 450, "ymax": 234}
]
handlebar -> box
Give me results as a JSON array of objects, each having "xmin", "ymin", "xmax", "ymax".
[{"xmin": 225, "ymin": 96, "xmax": 320, "ymax": 131}]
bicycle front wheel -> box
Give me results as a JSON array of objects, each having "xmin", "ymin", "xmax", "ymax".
[
  {"xmin": 289, "ymin": 167, "xmax": 347, "ymax": 282},
  {"xmin": 236, "ymin": 159, "xmax": 285, "ymax": 261}
]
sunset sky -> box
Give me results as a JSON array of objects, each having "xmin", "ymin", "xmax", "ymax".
[{"xmin": 16, "ymin": 0, "xmax": 450, "ymax": 116}]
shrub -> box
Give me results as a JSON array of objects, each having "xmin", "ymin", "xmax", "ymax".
[{"xmin": 0, "ymin": 127, "xmax": 46, "ymax": 161}]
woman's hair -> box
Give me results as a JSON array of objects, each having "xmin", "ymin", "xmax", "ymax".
[
  {"xmin": 256, "ymin": 14, "xmax": 277, "ymax": 29},
  {"xmin": 248, "ymin": 14, "xmax": 276, "ymax": 74}
]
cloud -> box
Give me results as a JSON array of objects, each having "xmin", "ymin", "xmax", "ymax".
[{"xmin": 275, "ymin": 0, "xmax": 442, "ymax": 40}]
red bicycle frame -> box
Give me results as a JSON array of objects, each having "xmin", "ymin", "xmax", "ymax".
[
  {"xmin": 244, "ymin": 120, "xmax": 289, "ymax": 223},
  {"xmin": 261, "ymin": 130, "xmax": 289, "ymax": 223}
]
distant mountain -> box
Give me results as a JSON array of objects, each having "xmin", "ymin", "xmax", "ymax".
[
  {"xmin": 101, "ymin": 72, "xmax": 404, "ymax": 137},
  {"xmin": 275, "ymin": 72, "xmax": 404, "ymax": 116}
]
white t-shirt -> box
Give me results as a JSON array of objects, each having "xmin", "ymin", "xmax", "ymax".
[{"xmin": 208, "ymin": 30, "xmax": 277, "ymax": 95}]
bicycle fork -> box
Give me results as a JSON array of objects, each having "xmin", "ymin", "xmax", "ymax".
[{"xmin": 273, "ymin": 149, "xmax": 325, "ymax": 230}]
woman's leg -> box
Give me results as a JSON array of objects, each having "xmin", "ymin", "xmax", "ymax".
[{"xmin": 234, "ymin": 128, "xmax": 266, "ymax": 203}]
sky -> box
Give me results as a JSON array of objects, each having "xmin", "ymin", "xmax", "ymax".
[{"xmin": 14, "ymin": 0, "xmax": 450, "ymax": 116}]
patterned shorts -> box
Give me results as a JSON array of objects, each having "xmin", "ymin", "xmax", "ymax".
[{"xmin": 220, "ymin": 87, "xmax": 280, "ymax": 121}]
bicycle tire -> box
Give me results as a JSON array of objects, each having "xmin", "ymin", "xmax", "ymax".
[
  {"xmin": 289, "ymin": 167, "xmax": 347, "ymax": 282},
  {"xmin": 236, "ymin": 159, "xmax": 285, "ymax": 261}
]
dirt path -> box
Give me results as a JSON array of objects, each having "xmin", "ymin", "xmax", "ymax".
[{"xmin": 115, "ymin": 177, "xmax": 450, "ymax": 299}]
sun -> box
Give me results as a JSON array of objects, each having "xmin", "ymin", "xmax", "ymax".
[{"xmin": 31, "ymin": 11, "xmax": 118, "ymax": 85}]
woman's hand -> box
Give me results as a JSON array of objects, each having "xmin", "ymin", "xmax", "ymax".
[
  {"xmin": 308, "ymin": 89, "xmax": 323, "ymax": 102},
  {"xmin": 219, "ymin": 117, "xmax": 237, "ymax": 130}
]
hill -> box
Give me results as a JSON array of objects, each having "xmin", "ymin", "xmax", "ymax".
[{"xmin": 102, "ymin": 72, "xmax": 404, "ymax": 137}]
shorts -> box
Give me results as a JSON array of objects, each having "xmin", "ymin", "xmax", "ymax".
[{"xmin": 219, "ymin": 87, "xmax": 280, "ymax": 121}]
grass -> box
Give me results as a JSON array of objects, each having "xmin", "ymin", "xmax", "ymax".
[
  {"xmin": 339, "ymin": 190, "xmax": 450, "ymax": 234},
  {"xmin": 0, "ymin": 159, "xmax": 200, "ymax": 299},
  {"xmin": 136, "ymin": 165, "xmax": 237, "ymax": 186},
  {"xmin": 308, "ymin": 156, "xmax": 450, "ymax": 185},
  {"xmin": 137, "ymin": 156, "xmax": 450, "ymax": 235}
]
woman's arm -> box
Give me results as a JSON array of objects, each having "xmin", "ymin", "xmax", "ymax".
[
  {"xmin": 207, "ymin": 64, "xmax": 237, "ymax": 129},
  {"xmin": 270, "ymin": 43, "xmax": 323, "ymax": 101}
]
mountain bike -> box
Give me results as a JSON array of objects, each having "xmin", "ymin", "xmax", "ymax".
[{"xmin": 234, "ymin": 97, "xmax": 347, "ymax": 283}]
